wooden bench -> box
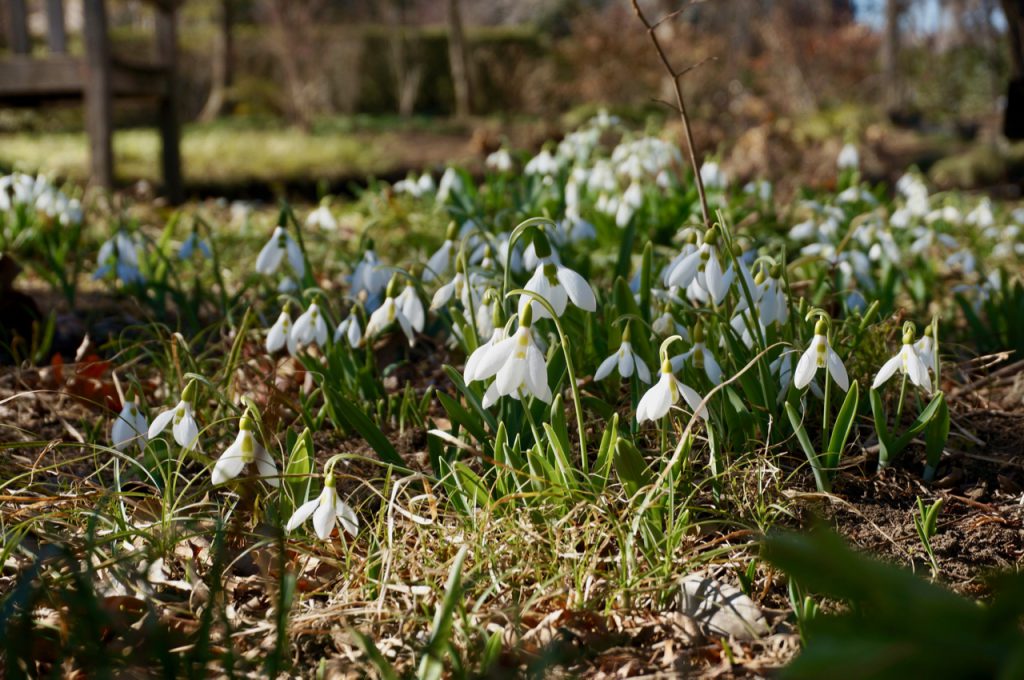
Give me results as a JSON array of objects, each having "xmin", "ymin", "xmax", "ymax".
[{"xmin": 0, "ymin": 0, "xmax": 183, "ymax": 203}]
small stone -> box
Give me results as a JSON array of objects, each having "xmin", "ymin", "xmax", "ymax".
[{"xmin": 678, "ymin": 574, "xmax": 769, "ymax": 640}]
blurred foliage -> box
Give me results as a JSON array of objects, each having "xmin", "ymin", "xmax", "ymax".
[{"xmin": 764, "ymin": 529, "xmax": 1024, "ymax": 680}]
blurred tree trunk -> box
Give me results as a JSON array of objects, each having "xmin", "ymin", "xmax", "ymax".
[
  {"xmin": 1003, "ymin": 0, "xmax": 1024, "ymax": 138},
  {"xmin": 882, "ymin": 0, "xmax": 904, "ymax": 112},
  {"xmin": 384, "ymin": 0, "xmax": 422, "ymax": 117},
  {"xmin": 199, "ymin": 0, "xmax": 235, "ymax": 123},
  {"xmin": 446, "ymin": 0, "xmax": 472, "ymax": 120}
]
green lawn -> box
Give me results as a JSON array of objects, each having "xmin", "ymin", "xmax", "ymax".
[{"xmin": 0, "ymin": 120, "xmax": 476, "ymax": 190}]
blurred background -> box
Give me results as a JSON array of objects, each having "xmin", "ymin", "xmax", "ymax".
[{"xmin": 0, "ymin": 0, "xmax": 1022, "ymax": 200}]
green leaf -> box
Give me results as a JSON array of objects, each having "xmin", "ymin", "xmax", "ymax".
[
  {"xmin": 417, "ymin": 546, "xmax": 469, "ymax": 680},
  {"xmin": 325, "ymin": 390, "xmax": 404, "ymax": 468},
  {"xmin": 923, "ymin": 394, "xmax": 949, "ymax": 481},
  {"xmin": 869, "ymin": 387, "xmax": 892, "ymax": 469},
  {"xmin": 826, "ymin": 380, "xmax": 859, "ymax": 468},
  {"xmin": 785, "ymin": 401, "xmax": 830, "ymax": 493},
  {"xmin": 613, "ymin": 438, "xmax": 653, "ymax": 499},
  {"xmin": 436, "ymin": 391, "xmax": 490, "ymax": 451},
  {"xmin": 285, "ymin": 428, "xmax": 313, "ymax": 507}
]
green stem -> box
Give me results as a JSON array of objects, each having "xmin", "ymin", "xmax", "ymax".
[
  {"xmin": 896, "ymin": 373, "xmax": 908, "ymax": 421},
  {"xmin": 508, "ymin": 288, "xmax": 589, "ymax": 473},
  {"xmin": 822, "ymin": 370, "xmax": 832, "ymax": 460}
]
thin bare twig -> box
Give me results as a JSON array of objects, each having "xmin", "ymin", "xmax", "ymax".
[{"xmin": 631, "ymin": 0, "xmax": 712, "ymax": 229}]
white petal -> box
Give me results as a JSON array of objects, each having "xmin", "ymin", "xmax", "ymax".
[
  {"xmin": 637, "ymin": 379, "xmax": 671, "ymax": 423},
  {"xmin": 705, "ymin": 251, "xmax": 729, "ymax": 304},
  {"xmin": 826, "ymin": 348, "xmax": 850, "ymax": 392},
  {"xmin": 255, "ymin": 237, "xmax": 284, "ymax": 275},
  {"xmin": 396, "ymin": 310, "xmax": 416, "ymax": 346},
  {"xmin": 335, "ymin": 498, "xmax": 359, "ymax": 536},
  {"xmin": 678, "ymin": 382, "xmax": 708, "ymax": 420},
  {"xmin": 496, "ymin": 356, "xmax": 526, "ymax": 396},
  {"xmin": 634, "ymin": 356, "xmax": 652, "ymax": 383},
  {"xmin": 472, "ymin": 336, "xmax": 514, "ymax": 381},
  {"xmin": 556, "ymin": 266, "xmax": 597, "ymax": 312},
  {"xmin": 595, "ymin": 353, "xmax": 618, "ymax": 381},
  {"xmin": 794, "ymin": 345, "xmax": 817, "ymax": 389},
  {"xmin": 253, "ymin": 444, "xmax": 280, "ymax": 487},
  {"xmin": 286, "ymin": 238, "xmax": 306, "ymax": 278},
  {"xmin": 147, "ymin": 408, "xmax": 175, "ymax": 439},
  {"xmin": 312, "ymin": 491, "xmax": 337, "ymax": 540},
  {"xmin": 173, "ymin": 412, "xmax": 200, "ymax": 450},
  {"xmin": 285, "ymin": 498, "xmax": 320, "ymax": 532},
  {"xmin": 481, "ymin": 382, "xmax": 501, "ymax": 408},
  {"xmin": 525, "ymin": 345, "xmax": 552, "ymax": 402},
  {"xmin": 267, "ymin": 314, "xmax": 289, "ymax": 353},
  {"xmin": 871, "ymin": 355, "xmax": 902, "ymax": 389},
  {"xmin": 667, "ymin": 250, "xmax": 701, "ymax": 288},
  {"xmin": 211, "ymin": 440, "xmax": 246, "ymax": 485}
]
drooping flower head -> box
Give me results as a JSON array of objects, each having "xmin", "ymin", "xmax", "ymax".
[
  {"xmin": 519, "ymin": 232, "xmax": 596, "ymax": 319},
  {"xmin": 256, "ymin": 226, "xmax": 305, "ymax": 279},
  {"xmin": 873, "ymin": 322, "xmax": 932, "ymax": 393},
  {"xmin": 285, "ymin": 466, "xmax": 358, "ymax": 541},
  {"xmin": 211, "ymin": 408, "xmax": 280, "ymax": 487},
  {"xmin": 794, "ymin": 315, "xmax": 849, "ymax": 392},
  {"xmin": 637, "ymin": 336, "xmax": 707, "ymax": 423},
  {"xmin": 148, "ymin": 379, "xmax": 201, "ymax": 450}
]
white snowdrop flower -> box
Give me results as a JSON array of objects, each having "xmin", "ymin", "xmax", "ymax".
[
  {"xmin": 595, "ymin": 327, "xmax": 651, "ymax": 383},
  {"xmin": 587, "ymin": 160, "xmax": 618, "ymax": 193},
  {"xmin": 431, "ymin": 270, "xmax": 467, "ymax": 310},
  {"xmin": 366, "ymin": 278, "xmax": 418, "ymax": 346},
  {"xmin": 266, "ymin": 304, "xmax": 298, "ymax": 356},
  {"xmin": 425, "ymin": 223, "xmax": 458, "ymax": 282},
  {"xmin": 757, "ymin": 271, "xmax": 788, "ymax": 326},
  {"xmin": 148, "ymin": 380, "xmax": 201, "ymax": 450},
  {"xmin": 652, "ymin": 309, "xmax": 677, "ymax": 336},
  {"xmin": 94, "ymin": 230, "xmax": 145, "ymax": 284},
  {"xmin": 670, "ymin": 325, "xmax": 722, "ymax": 385},
  {"xmin": 396, "ymin": 284, "xmax": 426, "ymax": 334},
  {"xmin": 872, "ymin": 327, "xmax": 932, "ymax": 393},
  {"xmin": 699, "ymin": 161, "xmax": 727, "ymax": 190},
  {"xmin": 680, "ymin": 229, "xmax": 732, "ymax": 305},
  {"xmin": 278, "ymin": 276, "xmax": 298, "ymax": 294},
  {"xmin": 111, "ymin": 397, "xmax": 148, "ymax": 452},
  {"xmin": 520, "ymin": 259, "xmax": 597, "ymax": 319},
  {"xmin": 290, "ymin": 301, "xmax": 328, "ymax": 350},
  {"xmin": 464, "ymin": 326, "xmax": 505, "ymax": 384},
  {"xmin": 178, "ymin": 232, "xmax": 212, "ymax": 261},
  {"xmin": 525, "ymin": 148, "xmax": 559, "ymax": 176},
  {"xmin": 486, "ymin": 148, "xmax": 513, "ymax": 172},
  {"xmin": 554, "ymin": 217, "xmax": 596, "ymax": 245},
  {"xmin": 286, "ymin": 473, "xmax": 358, "ymax": 540},
  {"xmin": 211, "ymin": 410, "xmax": 279, "ymax": 487},
  {"xmin": 437, "ymin": 167, "xmax": 463, "ymax": 203},
  {"xmin": 636, "ymin": 357, "xmax": 706, "ymax": 423},
  {"xmin": 837, "ymin": 143, "xmax": 860, "ymax": 171},
  {"xmin": 306, "ymin": 203, "xmax": 338, "ymax": 231},
  {"xmin": 914, "ymin": 326, "xmax": 936, "ymax": 372},
  {"xmin": 615, "ymin": 181, "xmax": 644, "ymax": 228},
  {"xmin": 334, "ymin": 312, "xmax": 362, "ymax": 348},
  {"xmin": 417, "ymin": 172, "xmax": 436, "ymax": 195},
  {"xmin": 794, "ymin": 318, "xmax": 849, "ymax": 392},
  {"xmin": 466, "ymin": 304, "xmax": 551, "ymax": 407},
  {"xmin": 350, "ymin": 247, "xmax": 390, "ymax": 309},
  {"xmin": 255, "ymin": 226, "xmax": 305, "ymax": 278},
  {"xmin": 743, "ymin": 180, "xmax": 772, "ymax": 201},
  {"xmin": 393, "ymin": 175, "xmax": 422, "ymax": 196}
]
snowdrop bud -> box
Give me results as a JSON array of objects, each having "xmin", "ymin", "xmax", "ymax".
[
  {"xmin": 533, "ymin": 232, "xmax": 552, "ymax": 259},
  {"xmin": 182, "ymin": 379, "xmax": 198, "ymax": 403},
  {"xmin": 814, "ymin": 318, "xmax": 827, "ymax": 336},
  {"xmin": 445, "ymin": 220, "xmax": 458, "ymax": 241},
  {"xmin": 754, "ymin": 270, "xmax": 766, "ymax": 286},
  {"xmin": 385, "ymin": 275, "xmax": 400, "ymax": 299},
  {"xmin": 519, "ymin": 300, "xmax": 533, "ymax": 328},
  {"xmin": 704, "ymin": 226, "xmax": 719, "ymax": 245}
]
